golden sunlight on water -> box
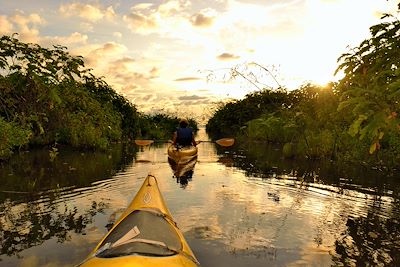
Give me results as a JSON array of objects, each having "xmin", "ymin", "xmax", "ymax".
[{"xmin": 0, "ymin": 128, "xmax": 399, "ymax": 267}]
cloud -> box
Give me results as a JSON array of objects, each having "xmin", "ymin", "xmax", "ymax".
[
  {"xmin": 99, "ymin": 42, "xmax": 125, "ymax": 53},
  {"xmin": 81, "ymin": 42, "xmax": 128, "ymax": 67},
  {"xmin": 0, "ymin": 15, "xmax": 14, "ymax": 35},
  {"xmin": 191, "ymin": 9, "xmax": 216, "ymax": 27},
  {"xmin": 113, "ymin": 32, "xmax": 122, "ymax": 38},
  {"xmin": 12, "ymin": 13, "xmax": 45, "ymax": 25},
  {"xmin": 191, "ymin": 13, "xmax": 214, "ymax": 27},
  {"xmin": 42, "ymin": 32, "xmax": 88, "ymax": 47},
  {"xmin": 123, "ymin": 12, "xmax": 158, "ymax": 33},
  {"xmin": 217, "ymin": 52, "xmax": 240, "ymax": 61},
  {"xmin": 174, "ymin": 77, "xmax": 202, "ymax": 82},
  {"xmin": 114, "ymin": 71, "xmax": 146, "ymax": 82},
  {"xmin": 59, "ymin": 3, "xmax": 116, "ymax": 22},
  {"xmin": 141, "ymin": 94, "xmax": 157, "ymax": 102},
  {"xmin": 236, "ymin": 0, "xmax": 284, "ymax": 5},
  {"xmin": 149, "ymin": 67, "xmax": 159, "ymax": 78},
  {"xmin": 123, "ymin": 0, "xmax": 192, "ymax": 35},
  {"xmin": 176, "ymin": 94, "xmax": 214, "ymax": 108},
  {"xmin": 80, "ymin": 22, "xmax": 94, "ymax": 32},
  {"xmin": 133, "ymin": 3, "xmax": 155, "ymax": 10},
  {"xmin": 113, "ymin": 57, "xmax": 135, "ymax": 65},
  {"xmin": 1, "ymin": 12, "xmax": 87, "ymax": 48},
  {"xmin": 3, "ymin": 12, "xmax": 46, "ymax": 43},
  {"xmin": 108, "ymin": 64, "xmax": 146, "ymax": 82},
  {"xmin": 178, "ymin": 95, "xmax": 208, "ymax": 101},
  {"xmin": 157, "ymin": 0, "xmax": 191, "ymax": 17},
  {"xmin": 127, "ymin": 91, "xmax": 175, "ymax": 113},
  {"xmin": 103, "ymin": 56, "xmax": 160, "ymax": 95}
]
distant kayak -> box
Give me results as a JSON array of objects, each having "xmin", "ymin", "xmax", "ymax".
[
  {"xmin": 77, "ymin": 174, "xmax": 200, "ymax": 267},
  {"xmin": 167, "ymin": 145, "xmax": 198, "ymax": 163},
  {"xmin": 167, "ymin": 145, "xmax": 198, "ymax": 179}
]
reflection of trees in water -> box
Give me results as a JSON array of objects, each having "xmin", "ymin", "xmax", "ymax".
[
  {"xmin": 216, "ymin": 142, "xmax": 400, "ymax": 195},
  {"xmin": 0, "ymin": 143, "xmax": 137, "ymax": 259},
  {"xmin": 0, "ymin": 200, "xmax": 107, "ymax": 258},
  {"xmin": 332, "ymin": 209, "xmax": 400, "ymax": 266},
  {"xmin": 0, "ymin": 143, "xmax": 138, "ymax": 203},
  {"xmin": 217, "ymin": 142, "xmax": 400, "ymax": 266},
  {"xmin": 216, "ymin": 142, "xmax": 332, "ymax": 181}
]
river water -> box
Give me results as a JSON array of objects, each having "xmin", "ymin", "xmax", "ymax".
[{"xmin": 0, "ymin": 129, "xmax": 399, "ymax": 267}]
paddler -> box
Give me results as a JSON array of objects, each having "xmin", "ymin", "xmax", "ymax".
[{"xmin": 172, "ymin": 118, "xmax": 197, "ymax": 148}]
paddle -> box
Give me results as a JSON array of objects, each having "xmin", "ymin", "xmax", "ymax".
[
  {"xmin": 134, "ymin": 138, "xmax": 235, "ymax": 147},
  {"xmin": 134, "ymin": 140, "xmax": 171, "ymax": 146},
  {"xmin": 197, "ymin": 138, "xmax": 235, "ymax": 147}
]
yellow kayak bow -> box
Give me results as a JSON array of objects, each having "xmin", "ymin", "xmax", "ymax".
[{"xmin": 78, "ymin": 175, "xmax": 199, "ymax": 267}]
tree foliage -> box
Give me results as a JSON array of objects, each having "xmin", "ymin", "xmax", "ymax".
[
  {"xmin": 335, "ymin": 9, "xmax": 400, "ymax": 153},
  {"xmin": 0, "ymin": 34, "xmax": 187, "ymax": 159},
  {"xmin": 206, "ymin": 6, "xmax": 400, "ymax": 167},
  {"xmin": 206, "ymin": 89, "xmax": 289, "ymax": 137},
  {"xmin": 138, "ymin": 113, "xmax": 198, "ymax": 140},
  {"xmin": 0, "ymin": 34, "xmax": 138, "ymax": 152},
  {"xmin": 207, "ymin": 83, "xmax": 346, "ymax": 159},
  {"xmin": 0, "ymin": 117, "xmax": 31, "ymax": 159}
]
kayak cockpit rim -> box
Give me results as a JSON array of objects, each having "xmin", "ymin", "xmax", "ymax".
[
  {"xmin": 89, "ymin": 208, "xmax": 199, "ymax": 264},
  {"xmin": 76, "ymin": 174, "xmax": 200, "ymax": 267}
]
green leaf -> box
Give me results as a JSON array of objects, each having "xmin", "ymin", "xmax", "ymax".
[
  {"xmin": 369, "ymin": 142, "xmax": 377, "ymax": 154},
  {"xmin": 348, "ymin": 115, "xmax": 367, "ymax": 137}
]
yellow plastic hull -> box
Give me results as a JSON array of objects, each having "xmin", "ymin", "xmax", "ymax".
[
  {"xmin": 167, "ymin": 145, "xmax": 198, "ymax": 163},
  {"xmin": 167, "ymin": 146, "xmax": 198, "ymax": 178},
  {"xmin": 78, "ymin": 175, "xmax": 199, "ymax": 267}
]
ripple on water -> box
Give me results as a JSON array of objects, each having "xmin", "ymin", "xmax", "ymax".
[{"xmin": 1, "ymin": 135, "xmax": 399, "ymax": 267}]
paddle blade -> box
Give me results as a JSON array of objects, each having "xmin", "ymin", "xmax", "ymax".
[
  {"xmin": 215, "ymin": 138, "xmax": 235, "ymax": 147},
  {"xmin": 134, "ymin": 140, "xmax": 154, "ymax": 146}
]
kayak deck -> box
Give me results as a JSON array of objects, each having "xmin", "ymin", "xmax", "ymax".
[
  {"xmin": 78, "ymin": 175, "xmax": 199, "ymax": 267},
  {"xmin": 167, "ymin": 145, "xmax": 198, "ymax": 178},
  {"xmin": 167, "ymin": 145, "xmax": 198, "ymax": 163}
]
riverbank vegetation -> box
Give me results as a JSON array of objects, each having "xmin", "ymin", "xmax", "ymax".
[
  {"xmin": 137, "ymin": 114, "xmax": 198, "ymax": 141},
  {"xmin": 0, "ymin": 35, "xmax": 197, "ymax": 160},
  {"xmin": 207, "ymin": 7, "xmax": 400, "ymax": 169}
]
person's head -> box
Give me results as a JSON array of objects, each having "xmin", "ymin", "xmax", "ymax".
[{"xmin": 179, "ymin": 118, "xmax": 189, "ymax": 128}]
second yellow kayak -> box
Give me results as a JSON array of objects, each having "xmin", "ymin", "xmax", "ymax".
[
  {"xmin": 167, "ymin": 145, "xmax": 198, "ymax": 178},
  {"xmin": 167, "ymin": 145, "xmax": 198, "ymax": 163}
]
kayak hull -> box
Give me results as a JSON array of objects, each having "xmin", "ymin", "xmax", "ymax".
[
  {"xmin": 79, "ymin": 255, "xmax": 198, "ymax": 267},
  {"xmin": 78, "ymin": 175, "xmax": 199, "ymax": 267},
  {"xmin": 167, "ymin": 145, "xmax": 198, "ymax": 163},
  {"xmin": 167, "ymin": 146, "xmax": 198, "ymax": 178}
]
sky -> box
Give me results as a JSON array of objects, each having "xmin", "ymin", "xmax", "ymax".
[{"xmin": 0, "ymin": 0, "xmax": 398, "ymax": 122}]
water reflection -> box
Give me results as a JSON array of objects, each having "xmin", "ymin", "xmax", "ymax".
[
  {"xmin": 1, "ymin": 133, "xmax": 399, "ymax": 266},
  {"xmin": 214, "ymin": 141, "xmax": 400, "ymax": 266},
  {"xmin": 168, "ymin": 157, "xmax": 197, "ymax": 188},
  {"xmin": 0, "ymin": 200, "xmax": 106, "ymax": 257},
  {"xmin": 0, "ymin": 144, "xmax": 137, "ymax": 202},
  {"xmin": 0, "ymin": 143, "xmax": 138, "ymax": 264},
  {"xmin": 333, "ymin": 211, "xmax": 400, "ymax": 266},
  {"xmin": 218, "ymin": 141, "xmax": 400, "ymax": 194}
]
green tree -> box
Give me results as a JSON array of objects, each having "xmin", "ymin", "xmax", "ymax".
[
  {"xmin": 0, "ymin": 34, "xmax": 141, "ymax": 155},
  {"xmin": 0, "ymin": 117, "xmax": 31, "ymax": 159},
  {"xmin": 335, "ymin": 7, "xmax": 400, "ymax": 154},
  {"xmin": 206, "ymin": 89, "xmax": 289, "ymax": 137},
  {"xmin": 138, "ymin": 114, "xmax": 198, "ymax": 140}
]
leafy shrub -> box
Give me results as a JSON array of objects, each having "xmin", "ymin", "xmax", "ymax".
[
  {"xmin": 282, "ymin": 142, "xmax": 296, "ymax": 158},
  {"xmin": 298, "ymin": 129, "xmax": 336, "ymax": 159},
  {"xmin": 0, "ymin": 117, "xmax": 31, "ymax": 159},
  {"xmin": 0, "ymin": 35, "xmax": 137, "ymax": 151}
]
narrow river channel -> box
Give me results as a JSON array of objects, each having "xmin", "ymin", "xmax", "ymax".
[{"xmin": 0, "ymin": 129, "xmax": 399, "ymax": 267}]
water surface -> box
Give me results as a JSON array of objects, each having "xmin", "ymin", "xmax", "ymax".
[{"xmin": 0, "ymin": 130, "xmax": 399, "ymax": 267}]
